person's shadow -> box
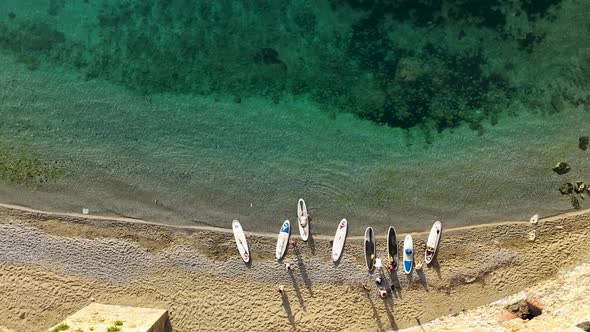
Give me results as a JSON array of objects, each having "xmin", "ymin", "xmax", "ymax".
[
  {"xmin": 388, "ymin": 270, "xmax": 402, "ymax": 298},
  {"xmin": 293, "ymin": 245, "xmax": 314, "ymax": 296},
  {"xmin": 429, "ymin": 257, "xmax": 442, "ymax": 279},
  {"xmin": 307, "ymin": 229, "xmax": 316, "ymax": 256},
  {"xmin": 281, "ymin": 293, "xmax": 297, "ymax": 331},
  {"xmin": 365, "ymin": 291, "xmax": 385, "ymax": 332},
  {"xmin": 383, "ymin": 296, "xmax": 399, "ymax": 331},
  {"xmin": 288, "ymin": 269, "xmax": 306, "ymax": 310},
  {"xmin": 417, "ymin": 268, "xmax": 428, "ymax": 291}
]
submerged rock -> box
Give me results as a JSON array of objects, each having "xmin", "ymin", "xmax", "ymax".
[
  {"xmin": 559, "ymin": 183, "xmax": 574, "ymax": 195},
  {"xmin": 579, "ymin": 136, "xmax": 589, "ymax": 151},
  {"xmin": 552, "ymin": 162, "xmax": 570, "ymax": 175},
  {"xmin": 571, "ymin": 195, "xmax": 581, "ymax": 209},
  {"xmin": 396, "ymin": 57, "xmax": 428, "ymax": 82}
]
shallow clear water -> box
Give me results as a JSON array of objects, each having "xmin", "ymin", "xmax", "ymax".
[{"xmin": 0, "ymin": 1, "xmax": 589, "ymax": 234}]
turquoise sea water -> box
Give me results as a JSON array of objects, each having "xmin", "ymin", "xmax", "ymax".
[{"xmin": 0, "ymin": 1, "xmax": 589, "ymax": 234}]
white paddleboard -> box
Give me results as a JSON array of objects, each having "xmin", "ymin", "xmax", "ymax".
[
  {"xmin": 424, "ymin": 221, "xmax": 442, "ymax": 265},
  {"xmin": 297, "ymin": 198, "xmax": 310, "ymax": 241},
  {"xmin": 331, "ymin": 218, "xmax": 348, "ymax": 262},
  {"xmin": 232, "ymin": 220, "xmax": 250, "ymax": 263},
  {"xmin": 403, "ymin": 234, "xmax": 413, "ymax": 274},
  {"xmin": 276, "ymin": 219, "xmax": 291, "ymax": 260}
]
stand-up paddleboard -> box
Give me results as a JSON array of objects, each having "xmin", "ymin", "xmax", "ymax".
[
  {"xmin": 424, "ymin": 221, "xmax": 442, "ymax": 265},
  {"xmin": 387, "ymin": 226, "xmax": 398, "ymax": 270},
  {"xmin": 232, "ymin": 220, "xmax": 250, "ymax": 263},
  {"xmin": 297, "ymin": 198, "xmax": 309, "ymax": 241},
  {"xmin": 403, "ymin": 234, "xmax": 413, "ymax": 274},
  {"xmin": 276, "ymin": 220, "xmax": 291, "ymax": 260},
  {"xmin": 332, "ymin": 218, "xmax": 348, "ymax": 262},
  {"xmin": 364, "ymin": 227, "xmax": 375, "ymax": 271}
]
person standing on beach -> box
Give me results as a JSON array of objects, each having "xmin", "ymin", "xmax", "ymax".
[
  {"xmin": 375, "ymin": 276, "xmax": 382, "ymax": 285},
  {"xmin": 385, "ymin": 263, "xmax": 395, "ymax": 272}
]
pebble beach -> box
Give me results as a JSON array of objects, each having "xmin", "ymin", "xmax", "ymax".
[{"xmin": 1, "ymin": 204, "xmax": 590, "ymax": 331}]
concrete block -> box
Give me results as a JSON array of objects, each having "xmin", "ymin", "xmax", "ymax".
[{"xmin": 48, "ymin": 303, "xmax": 168, "ymax": 332}]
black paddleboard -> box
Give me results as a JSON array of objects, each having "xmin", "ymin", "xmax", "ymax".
[
  {"xmin": 387, "ymin": 226, "xmax": 398, "ymax": 270},
  {"xmin": 364, "ymin": 227, "xmax": 375, "ymax": 271}
]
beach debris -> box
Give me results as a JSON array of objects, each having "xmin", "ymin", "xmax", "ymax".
[
  {"xmin": 579, "ymin": 136, "xmax": 589, "ymax": 151},
  {"xmin": 529, "ymin": 214, "xmax": 539, "ymax": 224},
  {"xmin": 528, "ymin": 230, "xmax": 537, "ymax": 241},
  {"xmin": 556, "ymin": 226, "xmax": 564, "ymax": 230},
  {"xmin": 82, "ymin": 208, "xmax": 89, "ymax": 215},
  {"xmin": 559, "ymin": 182, "xmax": 574, "ymax": 195},
  {"xmin": 552, "ymin": 162, "xmax": 570, "ymax": 175},
  {"xmin": 575, "ymin": 181, "xmax": 587, "ymax": 193},
  {"xmin": 464, "ymin": 275, "xmax": 477, "ymax": 284},
  {"xmin": 571, "ymin": 195, "xmax": 581, "ymax": 209}
]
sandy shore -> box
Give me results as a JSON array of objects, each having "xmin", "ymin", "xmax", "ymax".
[{"xmin": 1, "ymin": 205, "xmax": 590, "ymax": 331}]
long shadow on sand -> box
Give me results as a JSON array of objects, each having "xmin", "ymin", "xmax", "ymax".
[
  {"xmin": 389, "ymin": 271, "xmax": 402, "ymax": 298},
  {"xmin": 281, "ymin": 293, "xmax": 297, "ymax": 331},
  {"xmin": 383, "ymin": 296, "xmax": 399, "ymax": 331},
  {"xmin": 288, "ymin": 270, "xmax": 306, "ymax": 311},
  {"xmin": 365, "ymin": 292, "xmax": 385, "ymax": 332},
  {"xmin": 307, "ymin": 231, "xmax": 316, "ymax": 256},
  {"xmin": 294, "ymin": 246, "xmax": 314, "ymax": 297},
  {"xmin": 406, "ymin": 269, "xmax": 414, "ymax": 286},
  {"xmin": 417, "ymin": 269, "xmax": 429, "ymax": 292},
  {"xmin": 429, "ymin": 259, "xmax": 442, "ymax": 279}
]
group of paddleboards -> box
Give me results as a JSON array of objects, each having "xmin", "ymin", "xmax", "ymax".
[
  {"xmin": 232, "ymin": 198, "xmax": 346, "ymax": 263},
  {"xmin": 232, "ymin": 198, "xmax": 442, "ymax": 271},
  {"xmin": 365, "ymin": 221, "xmax": 442, "ymax": 274}
]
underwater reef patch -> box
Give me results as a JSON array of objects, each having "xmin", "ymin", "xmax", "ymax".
[
  {"xmin": 0, "ymin": 0, "xmax": 567, "ymax": 140},
  {"xmin": 0, "ymin": 147, "xmax": 65, "ymax": 187}
]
